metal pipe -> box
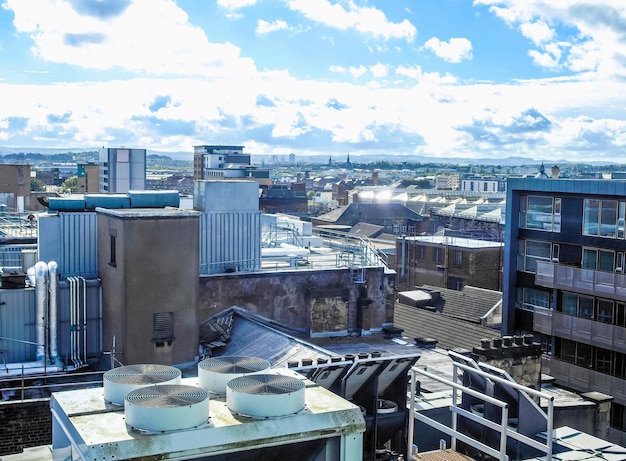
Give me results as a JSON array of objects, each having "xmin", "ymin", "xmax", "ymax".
[
  {"xmin": 48, "ymin": 261, "xmax": 59, "ymax": 361},
  {"xmin": 34, "ymin": 261, "xmax": 48, "ymax": 362},
  {"xmin": 81, "ymin": 276, "xmax": 87, "ymax": 366}
]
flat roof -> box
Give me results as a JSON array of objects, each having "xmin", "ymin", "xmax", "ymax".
[{"xmin": 404, "ymin": 235, "xmax": 503, "ymax": 249}]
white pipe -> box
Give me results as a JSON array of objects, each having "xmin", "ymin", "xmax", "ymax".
[
  {"xmin": 47, "ymin": 261, "xmax": 59, "ymax": 361},
  {"xmin": 81, "ymin": 276, "xmax": 87, "ymax": 366},
  {"xmin": 34, "ymin": 261, "xmax": 48, "ymax": 362},
  {"xmin": 69, "ymin": 276, "xmax": 77, "ymax": 369}
]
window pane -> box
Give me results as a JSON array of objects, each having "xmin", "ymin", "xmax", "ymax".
[
  {"xmin": 576, "ymin": 343, "xmax": 592, "ymax": 368},
  {"xmin": 523, "ymin": 288, "xmax": 549, "ymax": 311},
  {"xmin": 578, "ymin": 296, "xmax": 594, "ymax": 319},
  {"xmin": 582, "ymin": 249, "xmax": 598, "ymax": 270},
  {"xmin": 519, "ymin": 196, "xmax": 527, "ymax": 228},
  {"xmin": 562, "ymin": 292, "xmax": 578, "ymax": 316},
  {"xmin": 596, "ymin": 347, "xmax": 612, "ymax": 374},
  {"xmin": 527, "ymin": 196, "xmax": 554, "ymax": 230},
  {"xmin": 524, "ymin": 240, "xmax": 551, "ymax": 273},
  {"xmin": 600, "ymin": 200, "xmax": 618, "ymax": 237},
  {"xmin": 559, "ymin": 339, "xmax": 576, "ymax": 363},
  {"xmin": 597, "ymin": 299, "xmax": 614, "ymax": 324},
  {"xmin": 599, "ymin": 250, "xmax": 615, "ymax": 272},
  {"xmin": 583, "ymin": 199, "xmax": 600, "ymax": 236}
]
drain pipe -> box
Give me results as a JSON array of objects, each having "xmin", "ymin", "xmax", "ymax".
[
  {"xmin": 35, "ymin": 261, "xmax": 48, "ymax": 362},
  {"xmin": 48, "ymin": 261, "xmax": 59, "ymax": 362}
]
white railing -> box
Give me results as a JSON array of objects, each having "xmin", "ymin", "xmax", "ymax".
[{"xmin": 408, "ymin": 361, "xmax": 554, "ymax": 461}]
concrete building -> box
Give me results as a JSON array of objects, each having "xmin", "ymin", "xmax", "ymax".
[
  {"xmin": 259, "ymin": 183, "xmax": 308, "ymax": 215},
  {"xmin": 435, "ymin": 174, "xmax": 460, "ymax": 190},
  {"xmin": 98, "ymin": 206, "xmax": 201, "ymax": 366},
  {"xmin": 193, "ymin": 144, "xmax": 270, "ymax": 186},
  {"xmin": 0, "ymin": 164, "xmax": 32, "ymax": 211},
  {"xmin": 504, "ymin": 177, "xmax": 626, "ymax": 445},
  {"xmin": 461, "ymin": 175, "xmax": 506, "ymax": 193},
  {"xmin": 98, "ymin": 147, "xmax": 146, "ymax": 193},
  {"xmin": 76, "ymin": 163, "xmax": 99, "ymax": 194},
  {"xmin": 396, "ymin": 235, "xmax": 503, "ymax": 292}
]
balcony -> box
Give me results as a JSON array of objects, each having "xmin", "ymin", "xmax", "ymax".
[{"xmin": 535, "ymin": 261, "xmax": 626, "ymax": 302}]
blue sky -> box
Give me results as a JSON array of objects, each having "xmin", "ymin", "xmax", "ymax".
[{"xmin": 1, "ymin": 0, "xmax": 626, "ymax": 162}]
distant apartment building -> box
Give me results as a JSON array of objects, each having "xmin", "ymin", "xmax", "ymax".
[
  {"xmin": 461, "ymin": 175, "xmax": 506, "ymax": 193},
  {"xmin": 259, "ymin": 183, "xmax": 308, "ymax": 214},
  {"xmin": 436, "ymin": 174, "xmax": 460, "ymax": 190},
  {"xmin": 193, "ymin": 145, "xmax": 270, "ymax": 186},
  {"xmin": 36, "ymin": 167, "xmax": 60, "ymax": 187},
  {"xmin": 98, "ymin": 147, "xmax": 146, "ymax": 193},
  {"xmin": 396, "ymin": 235, "xmax": 503, "ymax": 292},
  {"xmin": 504, "ymin": 177, "xmax": 626, "ymax": 445},
  {"xmin": 77, "ymin": 163, "xmax": 100, "ymax": 194},
  {"xmin": 0, "ymin": 164, "xmax": 32, "ymax": 211}
]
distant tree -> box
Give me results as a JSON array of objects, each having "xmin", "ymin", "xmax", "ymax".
[
  {"xmin": 31, "ymin": 178, "xmax": 45, "ymax": 192},
  {"xmin": 60, "ymin": 176, "xmax": 79, "ymax": 193}
]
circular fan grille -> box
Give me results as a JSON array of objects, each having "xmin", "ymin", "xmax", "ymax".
[
  {"xmin": 198, "ymin": 356, "xmax": 271, "ymax": 394},
  {"xmin": 226, "ymin": 374, "xmax": 306, "ymax": 418},
  {"xmin": 125, "ymin": 384, "xmax": 209, "ymax": 408},
  {"xmin": 125, "ymin": 384, "xmax": 210, "ymax": 432},
  {"xmin": 104, "ymin": 364, "xmax": 181, "ymax": 385},
  {"xmin": 103, "ymin": 364, "xmax": 182, "ymax": 405},
  {"xmin": 227, "ymin": 374, "xmax": 304, "ymax": 395},
  {"xmin": 199, "ymin": 356, "xmax": 270, "ymax": 374}
]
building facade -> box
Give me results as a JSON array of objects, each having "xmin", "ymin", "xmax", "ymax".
[
  {"xmin": 98, "ymin": 147, "xmax": 146, "ymax": 193},
  {"xmin": 193, "ymin": 145, "xmax": 270, "ymax": 186},
  {"xmin": 504, "ymin": 177, "xmax": 626, "ymax": 444},
  {"xmin": 0, "ymin": 164, "xmax": 32, "ymax": 211},
  {"xmin": 77, "ymin": 163, "xmax": 100, "ymax": 194},
  {"xmin": 396, "ymin": 235, "xmax": 503, "ymax": 292}
]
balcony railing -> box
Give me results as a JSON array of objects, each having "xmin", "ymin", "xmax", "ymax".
[{"xmin": 535, "ymin": 261, "xmax": 626, "ymax": 301}]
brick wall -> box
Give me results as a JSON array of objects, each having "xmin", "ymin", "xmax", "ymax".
[{"xmin": 0, "ymin": 399, "xmax": 51, "ymax": 455}]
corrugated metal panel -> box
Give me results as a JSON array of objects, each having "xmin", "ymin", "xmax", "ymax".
[
  {"xmin": 199, "ymin": 211, "xmax": 261, "ymax": 275},
  {"xmin": 0, "ymin": 288, "xmax": 36, "ymax": 363},
  {"xmin": 57, "ymin": 279, "xmax": 102, "ymax": 362},
  {"xmin": 60, "ymin": 212, "xmax": 98, "ymax": 277}
]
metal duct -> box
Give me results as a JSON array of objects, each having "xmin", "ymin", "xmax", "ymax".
[
  {"xmin": 48, "ymin": 261, "xmax": 59, "ymax": 361},
  {"xmin": 34, "ymin": 261, "xmax": 48, "ymax": 361}
]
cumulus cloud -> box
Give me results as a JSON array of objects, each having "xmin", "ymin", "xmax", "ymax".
[
  {"xmin": 217, "ymin": 0, "xmax": 258, "ymax": 10},
  {"xmin": 369, "ymin": 63, "xmax": 388, "ymax": 78},
  {"xmin": 256, "ymin": 19, "xmax": 288, "ymax": 34},
  {"xmin": 286, "ymin": 0, "xmax": 416, "ymax": 42},
  {"xmin": 424, "ymin": 37, "xmax": 473, "ymax": 63},
  {"xmin": 4, "ymin": 0, "xmax": 256, "ymax": 77},
  {"xmin": 519, "ymin": 21, "xmax": 555, "ymax": 46}
]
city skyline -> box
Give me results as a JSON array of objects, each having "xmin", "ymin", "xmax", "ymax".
[{"xmin": 1, "ymin": 0, "xmax": 625, "ymax": 162}]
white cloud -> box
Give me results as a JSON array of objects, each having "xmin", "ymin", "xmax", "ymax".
[
  {"xmin": 217, "ymin": 0, "xmax": 258, "ymax": 10},
  {"xmin": 286, "ymin": 0, "xmax": 416, "ymax": 42},
  {"xmin": 4, "ymin": 0, "xmax": 256, "ymax": 77},
  {"xmin": 424, "ymin": 37, "xmax": 473, "ymax": 63},
  {"xmin": 519, "ymin": 21, "xmax": 554, "ymax": 46},
  {"xmin": 256, "ymin": 19, "xmax": 288, "ymax": 34},
  {"xmin": 369, "ymin": 63, "xmax": 388, "ymax": 78}
]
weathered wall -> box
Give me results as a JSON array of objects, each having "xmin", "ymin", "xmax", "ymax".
[
  {"xmin": 199, "ymin": 266, "xmax": 394, "ymax": 336},
  {"xmin": 0, "ymin": 399, "xmax": 50, "ymax": 456}
]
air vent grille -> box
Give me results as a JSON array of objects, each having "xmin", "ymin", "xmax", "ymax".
[
  {"xmin": 226, "ymin": 374, "xmax": 305, "ymax": 418},
  {"xmin": 125, "ymin": 384, "xmax": 209, "ymax": 432},
  {"xmin": 103, "ymin": 364, "xmax": 181, "ymax": 405},
  {"xmin": 198, "ymin": 356, "xmax": 270, "ymax": 394}
]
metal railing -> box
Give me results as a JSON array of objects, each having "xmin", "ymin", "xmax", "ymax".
[
  {"xmin": 408, "ymin": 360, "xmax": 554, "ymax": 461},
  {"xmin": 0, "ymin": 369, "xmax": 104, "ymax": 401}
]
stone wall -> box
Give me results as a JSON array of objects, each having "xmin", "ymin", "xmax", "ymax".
[
  {"xmin": 0, "ymin": 399, "xmax": 51, "ymax": 455},
  {"xmin": 199, "ymin": 266, "xmax": 394, "ymax": 336}
]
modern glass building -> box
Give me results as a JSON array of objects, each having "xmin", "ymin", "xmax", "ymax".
[{"xmin": 504, "ymin": 177, "xmax": 626, "ymax": 444}]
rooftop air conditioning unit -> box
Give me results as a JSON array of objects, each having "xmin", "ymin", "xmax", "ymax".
[
  {"xmin": 226, "ymin": 374, "xmax": 305, "ymax": 418},
  {"xmin": 103, "ymin": 364, "xmax": 181, "ymax": 405},
  {"xmin": 198, "ymin": 356, "xmax": 271, "ymax": 394}
]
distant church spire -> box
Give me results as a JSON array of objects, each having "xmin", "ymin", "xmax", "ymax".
[
  {"xmin": 328, "ymin": 155, "xmax": 332, "ymax": 166},
  {"xmin": 346, "ymin": 152, "xmax": 351, "ymax": 164}
]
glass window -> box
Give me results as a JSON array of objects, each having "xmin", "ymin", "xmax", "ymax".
[
  {"xmin": 576, "ymin": 343, "xmax": 592, "ymax": 368},
  {"xmin": 559, "ymin": 339, "xmax": 576, "ymax": 363},
  {"xmin": 596, "ymin": 347, "xmax": 612, "ymax": 374},
  {"xmin": 562, "ymin": 292, "xmax": 578, "ymax": 316},
  {"xmin": 523, "ymin": 240, "xmax": 551, "ymax": 273},
  {"xmin": 522, "ymin": 288, "xmax": 550, "ymax": 311},
  {"xmin": 519, "ymin": 196, "xmax": 527, "ymax": 228},
  {"xmin": 600, "ymin": 200, "xmax": 618, "ymax": 237},
  {"xmin": 583, "ymin": 199, "xmax": 600, "ymax": 236},
  {"xmin": 582, "ymin": 248, "xmax": 598, "ymax": 269},
  {"xmin": 433, "ymin": 247, "xmax": 443, "ymax": 263},
  {"xmin": 617, "ymin": 303, "xmax": 626, "ymax": 327},
  {"xmin": 453, "ymin": 250, "xmax": 463, "ymax": 267},
  {"xmin": 578, "ymin": 296, "xmax": 594, "ymax": 319},
  {"xmin": 416, "ymin": 246, "xmax": 425, "ymax": 260},
  {"xmin": 527, "ymin": 196, "xmax": 555, "ymax": 230},
  {"xmin": 597, "ymin": 299, "xmax": 614, "ymax": 324}
]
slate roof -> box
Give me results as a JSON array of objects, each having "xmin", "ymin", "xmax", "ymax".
[
  {"xmin": 417, "ymin": 285, "xmax": 502, "ymax": 323},
  {"xmin": 349, "ymin": 222, "xmax": 385, "ymax": 238},
  {"xmin": 394, "ymin": 302, "xmax": 501, "ymax": 351}
]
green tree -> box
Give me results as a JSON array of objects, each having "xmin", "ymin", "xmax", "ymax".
[
  {"xmin": 31, "ymin": 178, "xmax": 45, "ymax": 191},
  {"xmin": 60, "ymin": 176, "xmax": 79, "ymax": 193}
]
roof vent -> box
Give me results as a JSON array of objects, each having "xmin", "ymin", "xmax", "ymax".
[
  {"xmin": 198, "ymin": 356, "xmax": 271, "ymax": 394},
  {"xmin": 103, "ymin": 364, "xmax": 181, "ymax": 405},
  {"xmin": 124, "ymin": 384, "xmax": 209, "ymax": 432},
  {"xmin": 226, "ymin": 374, "xmax": 305, "ymax": 418}
]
